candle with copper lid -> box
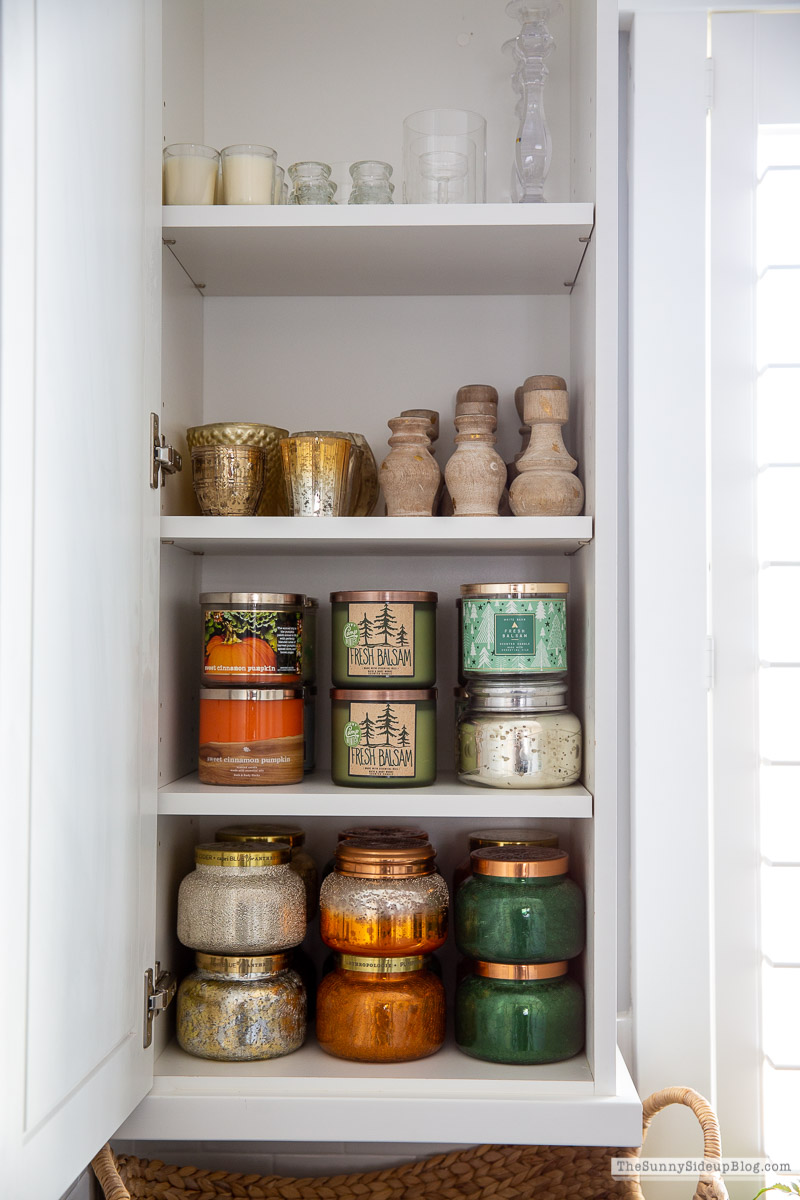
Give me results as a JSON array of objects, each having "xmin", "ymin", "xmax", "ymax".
[
  {"xmin": 453, "ymin": 826, "xmax": 559, "ymax": 892},
  {"xmin": 455, "ymin": 846, "xmax": 584, "ymax": 964},
  {"xmin": 319, "ymin": 839, "xmax": 449, "ymax": 956}
]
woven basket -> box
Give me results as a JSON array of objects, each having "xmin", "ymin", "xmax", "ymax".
[{"xmin": 92, "ymin": 1086, "xmax": 729, "ymax": 1200}]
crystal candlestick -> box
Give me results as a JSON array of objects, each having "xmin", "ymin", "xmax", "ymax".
[{"xmin": 505, "ymin": 1, "xmax": 561, "ymax": 203}]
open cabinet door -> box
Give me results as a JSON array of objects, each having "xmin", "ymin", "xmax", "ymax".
[{"xmin": 0, "ymin": 2, "xmax": 162, "ymax": 1196}]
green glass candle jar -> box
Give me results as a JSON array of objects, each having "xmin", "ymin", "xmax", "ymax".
[
  {"xmin": 455, "ymin": 846, "xmax": 584, "ymax": 964},
  {"xmin": 330, "ymin": 688, "xmax": 437, "ymax": 787},
  {"xmin": 331, "ymin": 590, "xmax": 437, "ymax": 687},
  {"xmin": 455, "ymin": 960, "xmax": 585, "ymax": 1065}
]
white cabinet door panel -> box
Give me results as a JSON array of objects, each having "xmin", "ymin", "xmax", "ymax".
[{"xmin": 0, "ymin": 1, "xmax": 161, "ymax": 1196}]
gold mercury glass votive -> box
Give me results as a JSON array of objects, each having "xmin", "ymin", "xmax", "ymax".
[
  {"xmin": 186, "ymin": 423, "xmax": 289, "ymax": 515},
  {"xmin": 280, "ymin": 435, "xmax": 354, "ymax": 517},
  {"xmin": 191, "ymin": 445, "xmax": 266, "ymax": 515}
]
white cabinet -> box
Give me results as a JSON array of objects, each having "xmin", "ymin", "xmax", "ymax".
[{"xmin": 1, "ymin": 2, "xmax": 639, "ymax": 1196}]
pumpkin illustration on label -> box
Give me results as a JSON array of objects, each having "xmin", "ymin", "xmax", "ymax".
[{"xmin": 201, "ymin": 596, "xmax": 304, "ymax": 687}]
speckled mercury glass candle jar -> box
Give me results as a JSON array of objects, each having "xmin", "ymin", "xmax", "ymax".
[
  {"xmin": 177, "ymin": 842, "xmax": 306, "ymax": 955},
  {"xmin": 455, "ymin": 846, "xmax": 584, "ymax": 964},
  {"xmin": 455, "ymin": 960, "xmax": 584, "ymax": 1065},
  {"xmin": 177, "ymin": 951, "xmax": 306, "ymax": 1062},
  {"xmin": 214, "ymin": 823, "xmax": 319, "ymax": 919},
  {"xmin": 330, "ymin": 688, "xmax": 436, "ymax": 787},
  {"xmin": 316, "ymin": 954, "xmax": 445, "ymax": 1063},
  {"xmin": 331, "ymin": 591, "xmax": 437, "ymax": 687},
  {"xmin": 457, "ymin": 681, "xmax": 581, "ymax": 789},
  {"xmin": 458, "ymin": 583, "xmax": 568, "ymax": 680},
  {"xmin": 319, "ymin": 840, "xmax": 449, "ymax": 956}
]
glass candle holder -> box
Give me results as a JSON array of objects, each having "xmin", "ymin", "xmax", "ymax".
[
  {"xmin": 280, "ymin": 435, "xmax": 354, "ymax": 516},
  {"xmin": 288, "ymin": 161, "xmax": 336, "ymax": 205},
  {"xmin": 221, "ymin": 144, "xmax": 277, "ymax": 204},
  {"xmin": 163, "ymin": 143, "xmax": 219, "ymax": 205},
  {"xmin": 349, "ymin": 160, "xmax": 395, "ymax": 205},
  {"xmin": 402, "ymin": 110, "xmax": 486, "ymax": 204},
  {"xmin": 273, "ymin": 164, "xmax": 285, "ymax": 205}
]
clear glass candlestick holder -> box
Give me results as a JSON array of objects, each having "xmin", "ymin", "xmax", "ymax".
[
  {"xmin": 505, "ymin": 0, "xmax": 562, "ymax": 203},
  {"xmin": 402, "ymin": 109, "xmax": 486, "ymax": 204}
]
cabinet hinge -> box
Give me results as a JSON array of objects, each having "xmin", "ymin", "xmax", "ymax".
[
  {"xmin": 151, "ymin": 412, "xmax": 182, "ymax": 489},
  {"xmin": 704, "ymin": 635, "xmax": 715, "ymax": 692},
  {"xmin": 143, "ymin": 962, "xmax": 177, "ymax": 1048},
  {"xmin": 705, "ymin": 57, "xmax": 715, "ymax": 112}
]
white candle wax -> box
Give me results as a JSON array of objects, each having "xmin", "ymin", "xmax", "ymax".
[
  {"xmin": 222, "ymin": 153, "xmax": 275, "ymax": 204},
  {"xmin": 163, "ymin": 154, "xmax": 217, "ymax": 205}
]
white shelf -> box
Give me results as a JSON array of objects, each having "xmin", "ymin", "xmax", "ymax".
[
  {"xmin": 162, "ymin": 203, "xmax": 594, "ymax": 296},
  {"xmin": 158, "ymin": 772, "xmax": 594, "ymax": 818},
  {"xmin": 117, "ymin": 1042, "xmax": 640, "ymax": 1146},
  {"xmin": 160, "ymin": 515, "xmax": 593, "ymax": 556}
]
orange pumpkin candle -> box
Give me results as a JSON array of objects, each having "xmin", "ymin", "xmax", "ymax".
[
  {"xmin": 201, "ymin": 592, "xmax": 304, "ymax": 686},
  {"xmin": 199, "ymin": 688, "xmax": 304, "ymax": 785},
  {"xmin": 319, "ymin": 839, "xmax": 449, "ymax": 957},
  {"xmin": 316, "ymin": 954, "xmax": 445, "ymax": 1063}
]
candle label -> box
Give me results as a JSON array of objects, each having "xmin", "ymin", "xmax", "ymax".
[
  {"xmin": 204, "ymin": 608, "xmax": 302, "ymax": 679},
  {"xmin": 462, "ymin": 598, "xmax": 567, "ymax": 674},
  {"xmin": 344, "ymin": 701, "xmax": 417, "ymax": 777},
  {"xmin": 344, "ymin": 601, "xmax": 415, "ymax": 678}
]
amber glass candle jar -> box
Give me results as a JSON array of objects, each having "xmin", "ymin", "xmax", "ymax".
[
  {"xmin": 319, "ymin": 839, "xmax": 449, "ymax": 956},
  {"xmin": 316, "ymin": 954, "xmax": 445, "ymax": 1063}
]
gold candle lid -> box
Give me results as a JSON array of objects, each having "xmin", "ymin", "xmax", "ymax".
[
  {"xmin": 196, "ymin": 951, "xmax": 290, "ymax": 977},
  {"xmin": 337, "ymin": 954, "xmax": 425, "ymax": 974},
  {"xmin": 470, "ymin": 846, "xmax": 569, "ymax": 878},
  {"xmin": 215, "ymin": 824, "xmax": 306, "ymax": 848},
  {"xmin": 459, "ymin": 582, "xmax": 569, "ymax": 597},
  {"xmin": 468, "ymin": 828, "xmax": 559, "ymax": 851},
  {"xmin": 473, "ymin": 960, "xmax": 568, "ymax": 980},
  {"xmin": 194, "ymin": 841, "xmax": 291, "ymax": 868},
  {"xmin": 335, "ymin": 838, "xmax": 437, "ymax": 877}
]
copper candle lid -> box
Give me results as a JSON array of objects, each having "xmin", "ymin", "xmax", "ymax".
[
  {"xmin": 474, "ymin": 960, "xmax": 568, "ymax": 980},
  {"xmin": 195, "ymin": 951, "xmax": 291, "ymax": 977},
  {"xmin": 216, "ymin": 824, "xmax": 307, "ymax": 847},
  {"xmin": 330, "ymin": 590, "xmax": 437, "ymax": 603},
  {"xmin": 330, "ymin": 688, "xmax": 436, "ymax": 702},
  {"xmin": 469, "ymin": 846, "xmax": 569, "ymax": 878},
  {"xmin": 335, "ymin": 838, "xmax": 437, "ymax": 877},
  {"xmin": 467, "ymin": 828, "xmax": 559, "ymax": 850},
  {"xmin": 459, "ymin": 582, "xmax": 568, "ymax": 597},
  {"xmin": 194, "ymin": 841, "xmax": 291, "ymax": 868},
  {"xmin": 336, "ymin": 825, "xmax": 429, "ymax": 843}
]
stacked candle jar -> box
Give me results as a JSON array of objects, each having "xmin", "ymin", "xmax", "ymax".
[
  {"xmin": 329, "ymin": 590, "xmax": 438, "ymax": 787},
  {"xmin": 456, "ymin": 583, "xmax": 582, "ymax": 788},
  {"xmin": 454, "ymin": 841, "xmax": 586, "ymax": 1065},
  {"xmin": 198, "ymin": 592, "xmax": 307, "ymax": 786},
  {"xmin": 175, "ymin": 840, "xmax": 307, "ymax": 1061},
  {"xmin": 316, "ymin": 833, "xmax": 448, "ymax": 1062}
]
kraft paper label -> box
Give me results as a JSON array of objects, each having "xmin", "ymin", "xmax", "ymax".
[
  {"xmin": 343, "ymin": 602, "xmax": 415, "ymax": 678},
  {"xmin": 344, "ymin": 701, "xmax": 417, "ymax": 778},
  {"xmin": 462, "ymin": 597, "xmax": 567, "ymax": 674}
]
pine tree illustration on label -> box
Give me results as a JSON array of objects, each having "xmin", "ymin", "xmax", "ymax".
[
  {"xmin": 345, "ymin": 602, "xmax": 415, "ymax": 678},
  {"xmin": 347, "ymin": 701, "xmax": 417, "ymax": 777}
]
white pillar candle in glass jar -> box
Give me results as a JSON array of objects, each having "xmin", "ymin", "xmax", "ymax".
[
  {"xmin": 221, "ymin": 144, "xmax": 277, "ymax": 204},
  {"xmin": 163, "ymin": 143, "xmax": 219, "ymax": 204}
]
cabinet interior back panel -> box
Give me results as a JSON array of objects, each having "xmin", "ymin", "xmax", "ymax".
[
  {"xmin": 201, "ymin": 295, "xmax": 573, "ymax": 474},
  {"xmin": 185, "ymin": 0, "xmax": 573, "ymax": 206}
]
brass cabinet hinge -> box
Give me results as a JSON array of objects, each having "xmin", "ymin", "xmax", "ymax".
[{"xmin": 143, "ymin": 962, "xmax": 177, "ymax": 1048}]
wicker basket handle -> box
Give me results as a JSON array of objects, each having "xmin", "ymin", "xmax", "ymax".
[
  {"xmin": 91, "ymin": 1145, "xmax": 130, "ymax": 1200},
  {"xmin": 640, "ymin": 1087, "xmax": 729, "ymax": 1200}
]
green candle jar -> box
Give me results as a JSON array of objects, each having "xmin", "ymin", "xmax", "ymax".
[
  {"xmin": 330, "ymin": 688, "xmax": 437, "ymax": 787},
  {"xmin": 331, "ymin": 590, "xmax": 437, "ymax": 687},
  {"xmin": 458, "ymin": 583, "xmax": 568, "ymax": 681},
  {"xmin": 455, "ymin": 846, "xmax": 584, "ymax": 964},
  {"xmin": 455, "ymin": 960, "xmax": 585, "ymax": 1065}
]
